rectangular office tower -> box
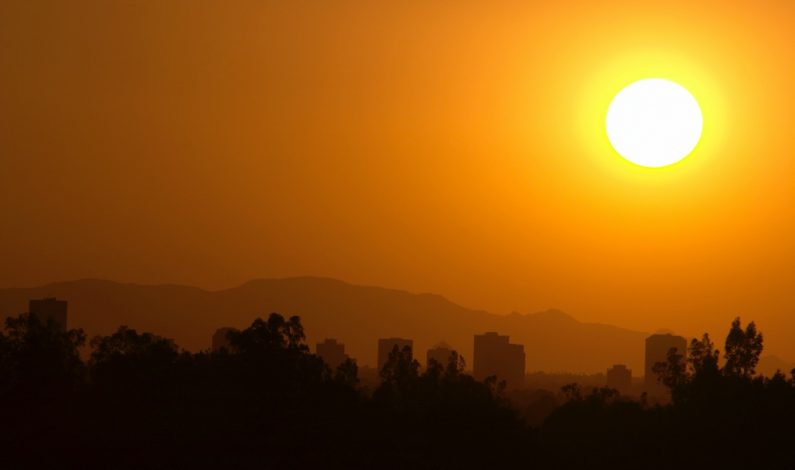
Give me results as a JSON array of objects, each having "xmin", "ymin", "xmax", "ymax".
[
  {"xmin": 645, "ymin": 333, "xmax": 688, "ymax": 396},
  {"xmin": 317, "ymin": 338, "xmax": 348, "ymax": 370},
  {"xmin": 378, "ymin": 338, "xmax": 413, "ymax": 371},
  {"xmin": 29, "ymin": 298, "xmax": 68, "ymax": 331},
  {"xmin": 473, "ymin": 332, "xmax": 525, "ymax": 389}
]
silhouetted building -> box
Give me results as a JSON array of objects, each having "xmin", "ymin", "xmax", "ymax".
[
  {"xmin": 426, "ymin": 342, "xmax": 454, "ymax": 368},
  {"xmin": 645, "ymin": 333, "xmax": 687, "ymax": 395},
  {"xmin": 316, "ymin": 338, "xmax": 348, "ymax": 370},
  {"xmin": 606, "ymin": 364, "xmax": 632, "ymax": 394},
  {"xmin": 29, "ymin": 298, "xmax": 67, "ymax": 331},
  {"xmin": 378, "ymin": 337, "xmax": 413, "ymax": 371},
  {"xmin": 212, "ymin": 327, "xmax": 238, "ymax": 352},
  {"xmin": 473, "ymin": 332, "xmax": 525, "ymax": 389}
]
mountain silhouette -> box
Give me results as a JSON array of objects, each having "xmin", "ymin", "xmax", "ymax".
[
  {"xmin": 0, "ymin": 277, "xmax": 648, "ymax": 374},
  {"xmin": 756, "ymin": 355, "xmax": 795, "ymax": 377}
]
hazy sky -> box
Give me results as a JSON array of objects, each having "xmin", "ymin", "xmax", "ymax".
[{"xmin": 2, "ymin": 1, "xmax": 795, "ymax": 356}]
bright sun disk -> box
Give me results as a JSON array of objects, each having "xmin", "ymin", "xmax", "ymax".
[{"xmin": 606, "ymin": 78, "xmax": 703, "ymax": 168}]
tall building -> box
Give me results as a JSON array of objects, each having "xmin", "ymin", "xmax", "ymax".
[
  {"xmin": 317, "ymin": 338, "xmax": 348, "ymax": 370},
  {"xmin": 29, "ymin": 298, "xmax": 67, "ymax": 331},
  {"xmin": 473, "ymin": 332, "xmax": 525, "ymax": 389},
  {"xmin": 426, "ymin": 342, "xmax": 454, "ymax": 369},
  {"xmin": 212, "ymin": 327, "xmax": 238, "ymax": 352},
  {"xmin": 606, "ymin": 364, "xmax": 632, "ymax": 394},
  {"xmin": 377, "ymin": 337, "xmax": 413, "ymax": 371},
  {"xmin": 645, "ymin": 333, "xmax": 688, "ymax": 395}
]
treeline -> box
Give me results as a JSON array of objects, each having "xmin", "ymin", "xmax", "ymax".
[
  {"xmin": 0, "ymin": 313, "xmax": 525, "ymax": 468},
  {"xmin": 542, "ymin": 318, "xmax": 795, "ymax": 468},
  {"xmin": 1, "ymin": 313, "xmax": 795, "ymax": 469}
]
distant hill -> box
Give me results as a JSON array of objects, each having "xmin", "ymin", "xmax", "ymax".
[
  {"xmin": 757, "ymin": 355, "xmax": 795, "ymax": 377},
  {"xmin": 0, "ymin": 277, "xmax": 649, "ymax": 374}
]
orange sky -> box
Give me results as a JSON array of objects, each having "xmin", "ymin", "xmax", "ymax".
[{"xmin": 2, "ymin": 1, "xmax": 794, "ymax": 357}]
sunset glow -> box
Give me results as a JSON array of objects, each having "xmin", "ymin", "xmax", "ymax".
[{"xmin": 2, "ymin": 0, "xmax": 795, "ymax": 365}]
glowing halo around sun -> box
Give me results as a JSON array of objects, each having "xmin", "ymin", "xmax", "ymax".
[{"xmin": 606, "ymin": 78, "xmax": 703, "ymax": 168}]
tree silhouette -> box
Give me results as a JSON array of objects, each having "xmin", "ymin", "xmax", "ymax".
[
  {"xmin": 377, "ymin": 345, "xmax": 419, "ymax": 397},
  {"xmin": 0, "ymin": 313, "xmax": 85, "ymax": 398},
  {"xmin": 89, "ymin": 326, "xmax": 180, "ymax": 392},
  {"xmin": 227, "ymin": 313, "xmax": 309, "ymax": 356},
  {"xmin": 688, "ymin": 333, "xmax": 720, "ymax": 376},
  {"xmin": 561, "ymin": 382, "xmax": 583, "ymax": 401},
  {"xmin": 4, "ymin": 310, "xmax": 795, "ymax": 469},
  {"xmin": 334, "ymin": 357, "xmax": 359, "ymax": 387},
  {"xmin": 723, "ymin": 317, "xmax": 763, "ymax": 378},
  {"xmin": 652, "ymin": 346, "xmax": 687, "ymax": 390},
  {"xmin": 443, "ymin": 350, "xmax": 466, "ymax": 379}
]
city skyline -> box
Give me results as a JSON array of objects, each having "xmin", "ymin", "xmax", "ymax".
[
  {"xmin": 4, "ymin": 277, "xmax": 792, "ymax": 376},
  {"xmin": 20, "ymin": 294, "xmax": 785, "ymax": 400}
]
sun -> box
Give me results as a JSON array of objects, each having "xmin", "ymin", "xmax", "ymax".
[{"xmin": 606, "ymin": 79, "xmax": 703, "ymax": 168}]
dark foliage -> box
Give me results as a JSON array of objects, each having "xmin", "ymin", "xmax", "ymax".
[
  {"xmin": 2, "ymin": 313, "xmax": 795, "ymax": 469},
  {"xmin": 542, "ymin": 317, "xmax": 795, "ymax": 469},
  {"xmin": 0, "ymin": 312, "xmax": 526, "ymax": 469}
]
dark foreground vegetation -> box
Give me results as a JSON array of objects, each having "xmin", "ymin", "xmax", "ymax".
[{"xmin": 1, "ymin": 313, "xmax": 794, "ymax": 469}]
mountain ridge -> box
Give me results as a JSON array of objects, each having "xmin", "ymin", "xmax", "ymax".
[{"xmin": 0, "ymin": 277, "xmax": 652, "ymax": 374}]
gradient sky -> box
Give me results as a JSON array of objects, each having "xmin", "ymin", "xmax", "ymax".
[{"xmin": 2, "ymin": 1, "xmax": 795, "ymax": 357}]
